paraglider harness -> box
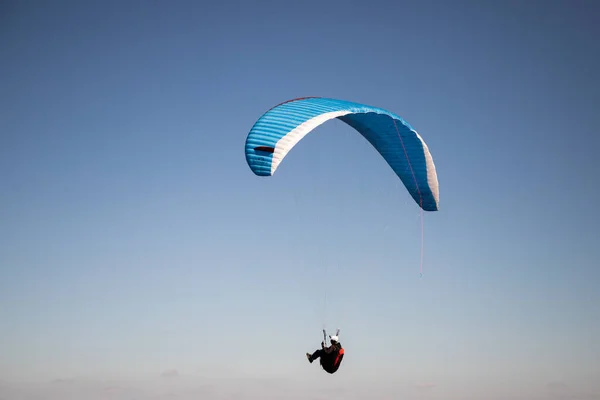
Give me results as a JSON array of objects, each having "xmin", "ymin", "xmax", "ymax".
[{"xmin": 320, "ymin": 328, "xmax": 344, "ymax": 374}]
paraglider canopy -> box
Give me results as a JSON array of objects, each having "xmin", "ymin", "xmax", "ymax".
[{"xmin": 244, "ymin": 96, "xmax": 439, "ymax": 211}]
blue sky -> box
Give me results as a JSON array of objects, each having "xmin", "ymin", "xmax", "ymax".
[{"xmin": 1, "ymin": 0, "xmax": 599, "ymax": 399}]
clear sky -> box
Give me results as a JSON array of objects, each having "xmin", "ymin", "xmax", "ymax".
[{"xmin": 1, "ymin": 0, "xmax": 599, "ymax": 399}]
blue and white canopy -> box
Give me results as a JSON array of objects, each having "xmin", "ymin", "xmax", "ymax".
[{"xmin": 244, "ymin": 97, "xmax": 439, "ymax": 212}]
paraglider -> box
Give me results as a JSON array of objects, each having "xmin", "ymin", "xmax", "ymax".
[
  {"xmin": 306, "ymin": 329, "xmax": 344, "ymax": 374},
  {"xmin": 243, "ymin": 96, "xmax": 440, "ymax": 374}
]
